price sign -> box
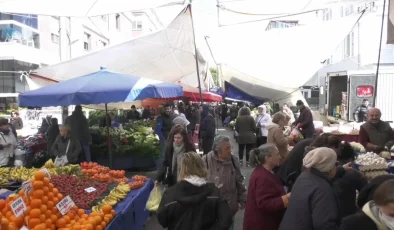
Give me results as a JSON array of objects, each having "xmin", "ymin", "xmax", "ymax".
[
  {"xmin": 56, "ymin": 195, "xmax": 75, "ymax": 216},
  {"xmin": 21, "ymin": 180, "xmax": 33, "ymax": 195},
  {"xmin": 20, "ymin": 226, "xmax": 29, "ymax": 230},
  {"xmin": 10, "ymin": 197, "xmax": 27, "ymax": 218},
  {"xmin": 40, "ymin": 168, "xmax": 51, "ymax": 179},
  {"xmin": 84, "ymin": 187, "xmax": 96, "ymax": 193}
]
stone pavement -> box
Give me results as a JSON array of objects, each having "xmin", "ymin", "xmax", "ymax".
[{"xmin": 142, "ymin": 121, "xmax": 253, "ymax": 230}]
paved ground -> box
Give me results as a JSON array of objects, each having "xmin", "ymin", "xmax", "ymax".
[{"xmin": 142, "ymin": 121, "xmax": 253, "ymax": 230}]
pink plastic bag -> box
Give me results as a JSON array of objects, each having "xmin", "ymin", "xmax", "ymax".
[{"xmin": 290, "ymin": 127, "xmax": 304, "ymax": 141}]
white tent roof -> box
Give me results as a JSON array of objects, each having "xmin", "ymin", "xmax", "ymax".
[
  {"xmin": 209, "ymin": 13, "xmax": 363, "ymax": 102},
  {"xmin": 0, "ymin": 0, "xmax": 185, "ymax": 17},
  {"xmin": 32, "ymin": 5, "xmax": 209, "ymax": 91}
]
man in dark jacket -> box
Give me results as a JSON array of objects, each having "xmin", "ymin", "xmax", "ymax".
[
  {"xmin": 359, "ymin": 108, "xmax": 393, "ymax": 152},
  {"xmin": 127, "ymin": 105, "xmax": 140, "ymax": 121},
  {"xmin": 199, "ymin": 105, "xmax": 216, "ymax": 155},
  {"xmin": 141, "ymin": 106, "xmax": 151, "ymax": 120},
  {"xmin": 353, "ymin": 99, "xmax": 371, "ymax": 122},
  {"xmin": 293, "ymin": 100, "xmax": 315, "ymax": 138},
  {"xmin": 155, "ymin": 104, "xmax": 176, "ymax": 170},
  {"xmin": 65, "ymin": 105, "xmax": 92, "ymax": 162}
]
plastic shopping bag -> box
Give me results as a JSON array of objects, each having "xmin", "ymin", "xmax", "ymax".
[
  {"xmin": 146, "ymin": 186, "xmax": 162, "ymax": 212},
  {"xmin": 54, "ymin": 155, "xmax": 68, "ymax": 167},
  {"xmin": 290, "ymin": 127, "xmax": 304, "ymax": 141}
]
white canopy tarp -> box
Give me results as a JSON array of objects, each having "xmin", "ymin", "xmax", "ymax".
[
  {"xmin": 0, "ymin": 0, "xmax": 185, "ymax": 17},
  {"xmin": 32, "ymin": 5, "xmax": 209, "ymax": 90},
  {"xmin": 29, "ymin": 5, "xmax": 213, "ymax": 110},
  {"xmin": 209, "ymin": 13, "xmax": 363, "ymax": 102}
]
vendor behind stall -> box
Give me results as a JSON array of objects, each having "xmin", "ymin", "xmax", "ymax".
[
  {"xmin": 127, "ymin": 105, "xmax": 140, "ymax": 121},
  {"xmin": 51, "ymin": 125, "xmax": 82, "ymax": 165},
  {"xmin": 359, "ymin": 108, "xmax": 393, "ymax": 152}
]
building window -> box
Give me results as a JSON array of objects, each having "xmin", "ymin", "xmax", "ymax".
[
  {"xmin": 83, "ymin": 32, "xmax": 91, "ymax": 51},
  {"xmin": 343, "ymin": 31, "xmax": 354, "ymax": 58},
  {"xmin": 265, "ymin": 20, "xmax": 298, "ymax": 31},
  {"xmin": 323, "ymin": 9, "xmax": 332, "ymax": 21},
  {"xmin": 343, "ymin": 5, "xmax": 354, "ymax": 16},
  {"xmin": 132, "ymin": 21, "xmax": 143, "ymax": 31},
  {"xmin": 51, "ymin": 33, "xmax": 59, "ymax": 44},
  {"xmin": 101, "ymin": 15, "xmax": 107, "ymax": 21},
  {"xmin": 115, "ymin": 14, "xmax": 120, "ymax": 30}
]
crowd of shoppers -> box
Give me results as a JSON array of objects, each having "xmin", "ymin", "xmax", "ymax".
[{"xmin": 152, "ymin": 101, "xmax": 394, "ymax": 230}]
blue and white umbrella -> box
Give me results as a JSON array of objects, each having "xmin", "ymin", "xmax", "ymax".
[{"xmin": 19, "ymin": 67, "xmax": 183, "ymax": 107}]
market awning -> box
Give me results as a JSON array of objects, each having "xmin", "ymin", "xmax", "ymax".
[
  {"xmin": 225, "ymin": 81, "xmax": 264, "ymax": 105},
  {"xmin": 19, "ymin": 68, "xmax": 183, "ymax": 107},
  {"xmin": 0, "ymin": 0, "xmax": 185, "ymax": 17},
  {"xmin": 30, "ymin": 4, "xmax": 211, "ymax": 91},
  {"xmin": 183, "ymin": 91, "xmax": 222, "ymax": 102},
  {"xmin": 208, "ymin": 13, "xmax": 364, "ymax": 103}
]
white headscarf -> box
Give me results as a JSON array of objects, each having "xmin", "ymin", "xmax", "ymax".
[{"xmin": 258, "ymin": 105, "xmax": 267, "ymax": 115}]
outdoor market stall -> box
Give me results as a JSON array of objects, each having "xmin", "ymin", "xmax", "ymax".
[
  {"xmin": 18, "ymin": 67, "xmax": 183, "ymax": 169},
  {"xmin": 0, "ymin": 160, "xmax": 153, "ymax": 230}
]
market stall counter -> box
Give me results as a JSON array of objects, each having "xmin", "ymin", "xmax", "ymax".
[
  {"xmin": 104, "ymin": 179, "xmax": 154, "ymax": 230},
  {"xmin": 0, "ymin": 178, "xmax": 153, "ymax": 230},
  {"xmin": 0, "ymin": 161, "xmax": 154, "ymax": 230}
]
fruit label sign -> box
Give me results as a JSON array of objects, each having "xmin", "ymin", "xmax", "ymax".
[
  {"xmin": 21, "ymin": 180, "xmax": 33, "ymax": 195},
  {"xmin": 84, "ymin": 187, "xmax": 96, "ymax": 193},
  {"xmin": 10, "ymin": 197, "xmax": 27, "ymax": 218},
  {"xmin": 40, "ymin": 168, "xmax": 51, "ymax": 179},
  {"xmin": 56, "ymin": 195, "xmax": 75, "ymax": 215}
]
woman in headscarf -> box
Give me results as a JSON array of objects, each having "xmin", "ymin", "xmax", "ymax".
[
  {"xmin": 172, "ymin": 113, "xmax": 190, "ymax": 130},
  {"xmin": 341, "ymin": 179, "xmax": 394, "ymax": 230},
  {"xmin": 157, "ymin": 151, "xmax": 233, "ymax": 230},
  {"xmin": 156, "ymin": 125, "xmax": 196, "ymax": 187},
  {"xmin": 255, "ymin": 105, "xmax": 271, "ymax": 147},
  {"xmin": 199, "ymin": 104, "xmax": 216, "ymax": 155},
  {"xmin": 279, "ymin": 147, "xmax": 340, "ymax": 230},
  {"xmin": 243, "ymin": 144, "xmax": 289, "ymax": 230}
]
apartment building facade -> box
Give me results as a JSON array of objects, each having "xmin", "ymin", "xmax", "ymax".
[{"xmin": 0, "ymin": 11, "xmax": 159, "ymax": 111}]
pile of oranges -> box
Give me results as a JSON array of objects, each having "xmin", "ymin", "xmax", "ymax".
[
  {"xmin": 0, "ymin": 171, "xmax": 115, "ymax": 230},
  {"xmin": 81, "ymin": 162, "xmax": 127, "ymax": 184}
]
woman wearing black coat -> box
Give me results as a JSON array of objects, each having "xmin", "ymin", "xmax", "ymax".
[
  {"xmin": 46, "ymin": 118, "xmax": 59, "ymax": 159},
  {"xmin": 332, "ymin": 142, "xmax": 367, "ymax": 219},
  {"xmin": 156, "ymin": 125, "xmax": 196, "ymax": 187},
  {"xmin": 280, "ymin": 147, "xmax": 340, "ymax": 230},
  {"xmin": 157, "ymin": 151, "xmax": 233, "ymax": 230},
  {"xmin": 341, "ymin": 179, "xmax": 394, "ymax": 230}
]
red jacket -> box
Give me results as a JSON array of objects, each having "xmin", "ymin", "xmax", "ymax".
[{"xmin": 243, "ymin": 166, "xmax": 286, "ymax": 230}]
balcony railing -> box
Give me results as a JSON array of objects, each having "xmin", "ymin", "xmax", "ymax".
[{"xmin": 0, "ymin": 23, "xmax": 40, "ymax": 48}]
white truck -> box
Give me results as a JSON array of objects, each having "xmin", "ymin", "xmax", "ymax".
[{"xmin": 324, "ymin": 69, "xmax": 394, "ymax": 122}]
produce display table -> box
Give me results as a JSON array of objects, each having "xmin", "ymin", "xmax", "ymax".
[
  {"xmin": 104, "ymin": 179, "xmax": 154, "ymax": 230},
  {"xmin": 0, "ymin": 178, "xmax": 154, "ymax": 230}
]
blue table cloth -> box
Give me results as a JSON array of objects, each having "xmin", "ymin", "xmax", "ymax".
[
  {"xmin": 105, "ymin": 179, "xmax": 154, "ymax": 230},
  {"xmin": 0, "ymin": 179, "xmax": 154, "ymax": 230}
]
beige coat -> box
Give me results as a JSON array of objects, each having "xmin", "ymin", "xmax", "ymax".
[{"xmin": 267, "ymin": 123, "xmax": 290, "ymax": 165}]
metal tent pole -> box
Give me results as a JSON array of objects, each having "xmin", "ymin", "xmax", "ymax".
[
  {"xmin": 189, "ymin": 4, "xmax": 204, "ymax": 105},
  {"xmin": 373, "ymin": 0, "xmax": 387, "ymax": 107}
]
